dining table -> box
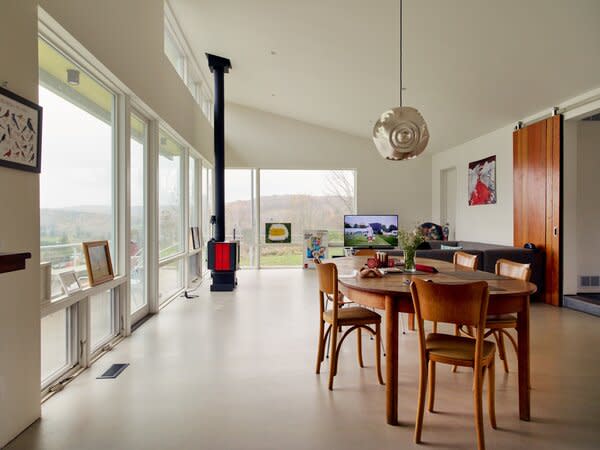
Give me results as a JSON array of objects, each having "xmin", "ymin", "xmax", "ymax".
[{"xmin": 329, "ymin": 256, "xmax": 537, "ymax": 426}]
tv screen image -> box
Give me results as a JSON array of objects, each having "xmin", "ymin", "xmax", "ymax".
[{"xmin": 344, "ymin": 215, "xmax": 398, "ymax": 248}]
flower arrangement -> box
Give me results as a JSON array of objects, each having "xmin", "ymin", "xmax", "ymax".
[{"xmin": 398, "ymin": 226, "xmax": 425, "ymax": 271}]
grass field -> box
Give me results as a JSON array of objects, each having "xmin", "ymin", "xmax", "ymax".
[{"xmin": 344, "ymin": 234, "xmax": 397, "ymax": 247}]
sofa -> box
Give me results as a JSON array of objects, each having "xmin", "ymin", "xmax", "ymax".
[{"xmin": 387, "ymin": 240, "xmax": 545, "ymax": 300}]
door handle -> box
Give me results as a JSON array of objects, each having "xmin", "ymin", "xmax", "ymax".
[{"xmin": 553, "ymin": 226, "xmax": 558, "ymax": 237}]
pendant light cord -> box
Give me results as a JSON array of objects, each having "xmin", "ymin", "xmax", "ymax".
[{"xmin": 399, "ymin": 0, "xmax": 403, "ymax": 107}]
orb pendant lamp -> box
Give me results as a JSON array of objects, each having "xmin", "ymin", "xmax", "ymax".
[{"xmin": 372, "ymin": 0, "xmax": 429, "ymax": 160}]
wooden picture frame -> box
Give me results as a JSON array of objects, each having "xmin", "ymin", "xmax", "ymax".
[
  {"xmin": 58, "ymin": 270, "xmax": 81, "ymax": 295},
  {"xmin": 82, "ymin": 240, "xmax": 114, "ymax": 286},
  {"xmin": 0, "ymin": 85, "xmax": 43, "ymax": 173},
  {"xmin": 190, "ymin": 226, "xmax": 201, "ymax": 250}
]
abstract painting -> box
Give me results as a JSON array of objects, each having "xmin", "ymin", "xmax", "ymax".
[
  {"xmin": 0, "ymin": 86, "xmax": 42, "ymax": 173},
  {"xmin": 468, "ymin": 155, "xmax": 496, "ymax": 206},
  {"xmin": 265, "ymin": 223, "xmax": 292, "ymax": 243}
]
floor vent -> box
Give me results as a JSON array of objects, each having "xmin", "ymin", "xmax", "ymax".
[{"xmin": 97, "ymin": 363, "xmax": 129, "ymax": 379}]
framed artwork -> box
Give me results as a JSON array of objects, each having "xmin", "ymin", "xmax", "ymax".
[
  {"xmin": 190, "ymin": 226, "xmax": 201, "ymax": 249},
  {"xmin": 303, "ymin": 230, "xmax": 328, "ymax": 268},
  {"xmin": 82, "ymin": 240, "xmax": 115, "ymax": 286},
  {"xmin": 265, "ymin": 222, "xmax": 291, "ymax": 243},
  {"xmin": 59, "ymin": 270, "xmax": 81, "ymax": 295},
  {"xmin": 468, "ymin": 155, "xmax": 496, "ymax": 206},
  {"xmin": 0, "ymin": 85, "xmax": 43, "ymax": 173}
]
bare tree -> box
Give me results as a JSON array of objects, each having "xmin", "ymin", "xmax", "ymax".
[{"xmin": 325, "ymin": 171, "xmax": 354, "ymax": 212}]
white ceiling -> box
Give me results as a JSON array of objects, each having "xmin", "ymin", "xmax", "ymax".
[{"xmin": 169, "ymin": 0, "xmax": 600, "ymax": 153}]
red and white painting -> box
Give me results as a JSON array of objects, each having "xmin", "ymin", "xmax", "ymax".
[
  {"xmin": 468, "ymin": 155, "xmax": 496, "ymax": 206},
  {"xmin": 0, "ymin": 86, "xmax": 42, "ymax": 173}
]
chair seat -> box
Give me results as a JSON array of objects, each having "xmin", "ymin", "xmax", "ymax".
[
  {"xmin": 323, "ymin": 307, "xmax": 381, "ymax": 325},
  {"xmin": 486, "ymin": 314, "xmax": 517, "ymax": 327},
  {"xmin": 426, "ymin": 333, "xmax": 495, "ymax": 366}
]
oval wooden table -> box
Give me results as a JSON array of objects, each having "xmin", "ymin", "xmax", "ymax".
[{"xmin": 329, "ymin": 256, "xmax": 537, "ymax": 426}]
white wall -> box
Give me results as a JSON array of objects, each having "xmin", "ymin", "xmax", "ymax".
[
  {"xmin": 431, "ymin": 125, "xmax": 514, "ymax": 245},
  {"xmin": 563, "ymin": 120, "xmax": 578, "ymax": 295},
  {"xmin": 577, "ymin": 121, "xmax": 600, "ymax": 285},
  {"xmin": 225, "ymin": 103, "xmax": 432, "ymax": 227},
  {"xmin": 38, "ymin": 0, "xmax": 213, "ymax": 162},
  {"xmin": 0, "ymin": 1, "xmax": 41, "ymax": 446}
]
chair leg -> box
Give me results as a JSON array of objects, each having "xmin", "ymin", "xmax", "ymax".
[
  {"xmin": 473, "ymin": 366, "xmax": 486, "ymax": 450},
  {"xmin": 488, "ymin": 359, "xmax": 497, "ymax": 429},
  {"xmin": 494, "ymin": 330, "xmax": 509, "ymax": 373},
  {"xmin": 316, "ymin": 319, "xmax": 325, "ymax": 374},
  {"xmin": 427, "ymin": 360, "xmax": 436, "ymax": 412},
  {"xmin": 357, "ymin": 327, "xmax": 364, "ymax": 368},
  {"xmin": 414, "ymin": 357, "xmax": 428, "ymax": 444},
  {"xmin": 375, "ymin": 323, "xmax": 384, "ymax": 385},
  {"xmin": 452, "ymin": 324, "xmax": 461, "ymax": 373},
  {"xmin": 328, "ymin": 323, "xmax": 338, "ymax": 390}
]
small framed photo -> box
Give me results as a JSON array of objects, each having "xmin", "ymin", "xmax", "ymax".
[
  {"xmin": 190, "ymin": 226, "xmax": 201, "ymax": 250},
  {"xmin": 58, "ymin": 270, "xmax": 81, "ymax": 295},
  {"xmin": 82, "ymin": 240, "xmax": 114, "ymax": 286}
]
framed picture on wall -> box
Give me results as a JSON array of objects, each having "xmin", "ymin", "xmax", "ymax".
[
  {"xmin": 82, "ymin": 240, "xmax": 114, "ymax": 286},
  {"xmin": 0, "ymin": 85, "xmax": 43, "ymax": 173},
  {"xmin": 468, "ymin": 155, "xmax": 496, "ymax": 206}
]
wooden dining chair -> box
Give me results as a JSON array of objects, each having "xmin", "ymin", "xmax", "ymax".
[
  {"xmin": 315, "ymin": 261, "xmax": 384, "ymax": 390},
  {"xmin": 410, "ymin": 278, "xmax": 496, "ymax": 450},
  {"xmin": 486, "ymin": 259, "xmax": 531, "ymax": 373},
  {"xmin": 354, "ymin": 249, "xmax": 376, "ymax": 257},
  {"xmin": 432, "ymin": 251, "xmax": 479, "ymax": 333}
]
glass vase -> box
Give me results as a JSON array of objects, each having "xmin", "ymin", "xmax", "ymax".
[{"xmin": 404, "ymin": 247, "xmax": 416, "ymax": 272}]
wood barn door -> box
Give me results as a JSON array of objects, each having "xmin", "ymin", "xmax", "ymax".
[{"xmin": 513, "ymin": 115, "xmax": 562, "ymax": 305}]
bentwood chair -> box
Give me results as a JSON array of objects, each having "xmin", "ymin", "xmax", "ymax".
[
  {"xmin": 486, "ymin": 259, "xmax": 531, "ymax": 373},
  {"xmin": 410, "ymin": 279, "xmax": 496, "ymax": 450},
  {"xmin": 315, "ymin": 261, "xmax": 384, "ymax": 390},
  {"xmin": 433, "ymin": 251, "xmax": 479, "ymax": 333}
]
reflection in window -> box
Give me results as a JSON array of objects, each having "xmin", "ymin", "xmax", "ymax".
[
  {"xmin": 38, "ymin": 38, "xmax": 115, "ymax": 295},
  {"xmin": 159, "ymin": 258, "xmax": 184, "ymax": 303},
  {"xmin": 159, "ymin": 131, "xmax": 184, "ymax": 259}
]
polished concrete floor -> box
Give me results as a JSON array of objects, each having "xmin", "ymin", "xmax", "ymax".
[{"xmin": 7, "ymin": 269, "xmax": 600, "ymax": 450}]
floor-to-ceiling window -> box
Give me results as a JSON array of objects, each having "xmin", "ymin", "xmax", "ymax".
[
  {"xmin": 130, "ymin": 112, "xmax": 147, "ymax": 319},
  {"xmin": 158, "ymin": 130, "xmax": 185, "ymax": 303},
  {"xmin": 225, "ymin": 169, "xmax": 256, "ymax": 267},
  {"xmin": 201, "ymin": 163, "xmax": 214, "ymax": 274},
  {"xmin": 38, "ymin": 37, "xmax": 120, "ymax": 388},
  {"xmin": 259, "ymin": 170, "xmax": 355, "ymax": 266}
]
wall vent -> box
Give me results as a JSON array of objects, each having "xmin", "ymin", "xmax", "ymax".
[{"xmin": 579, "ymin": 275, "xmax": 600, "ymax": 289}]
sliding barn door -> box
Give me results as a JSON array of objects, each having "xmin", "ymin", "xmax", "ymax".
[{"xmin": 513, "ymin": 115, "xmax": 562, "ymax": 306}]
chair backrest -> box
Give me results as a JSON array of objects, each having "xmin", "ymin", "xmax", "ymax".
[
  {"xmin": 354, "ymin": 249, "xmax": 376, "ymax": 257},
  {"xmin": 495, "ymin": 258, "xmax": 531, "ymax": 281},
  {"xmin": 315, "ymin": 261, "xmax": 338, "ymax": 297},
  {"xmin": 453, "ymin": 251, "xmax": 478, "ymax": 270},
  {"xmin": 410, "ymin": 278, "xmax": 489, "ymax": 328}
]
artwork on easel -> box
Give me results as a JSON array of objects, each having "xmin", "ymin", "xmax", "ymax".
[
  {"xmin": 303, "ymin": 230, "xmax": 328, "ymax": 269},
  {"xmin": 0, "ymin": 86, "xmax": 43, "ymax": 173}
]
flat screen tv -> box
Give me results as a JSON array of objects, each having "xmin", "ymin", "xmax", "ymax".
[{"xmin": 344, "ymin": 215, "xmax": 398, "ymax": 248}]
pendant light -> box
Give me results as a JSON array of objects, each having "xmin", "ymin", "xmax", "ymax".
[{"xmin": 372, "ymin": 0, "xmax": 429, "ymax": 160}]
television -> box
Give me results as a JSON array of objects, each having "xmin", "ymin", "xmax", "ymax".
[{"xmin": 344, "ymin": 215, "xmax": 398, "ymax": 248}]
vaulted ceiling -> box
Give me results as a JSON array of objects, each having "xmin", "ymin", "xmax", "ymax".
[{"xmin": 169, "ymin": 0, "xmax": 600, "ymax": 152}]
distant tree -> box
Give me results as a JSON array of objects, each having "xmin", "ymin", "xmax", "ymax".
[{"xmin": 325, "ymin": 171, "xmax": 354, "ymax": 212}]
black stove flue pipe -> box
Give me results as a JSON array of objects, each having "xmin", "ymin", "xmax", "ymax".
[{"xmin": 206, "ymin": 54, "xmax": 231, "ymax": 242}]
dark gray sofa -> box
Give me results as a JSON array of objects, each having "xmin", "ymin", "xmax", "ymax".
[{"xmin": 387, "ymin": 240, "xmax": 545, "ymax": 300}]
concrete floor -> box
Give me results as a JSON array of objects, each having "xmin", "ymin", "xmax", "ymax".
[{"xmin": 7, "ymin": 269, "xmax": 600, "ymax": 450}]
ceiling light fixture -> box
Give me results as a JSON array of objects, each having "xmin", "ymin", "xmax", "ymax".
[{"xmin": 372, "ymin": 0, "xmax": 429, "ymax": 160}]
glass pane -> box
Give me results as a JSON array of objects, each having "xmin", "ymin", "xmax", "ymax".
[
  {"xmin": 225, "ymin": 169, "xmax": 255, "ymax": 267},
  {"xmin": 38, "ymin": 38, "xmax": 115, "ymax": 295},
  {"xmin": 201, "ymin": 165, "xmax": 213, "ymax": 273},
  {"xmin": 41, "ymin": 309, "xmax": 69, "ymax": 382},
  {"xmin": 90, "ymin": 290, "xmax": 114, "ymax": 350},
  {"xmin": 130, "ymin": 114, "xmax": 146, "ymax": 313},
  {"xmin": 259, "ymin": 170, "xmax": 355, "ymax": 267},
  {"xmin": 159, "ymin": 131, "xmax": 184, "ymax": 259},
  {"xmin": 164, "ymin": 28, "xmax": 184, "ymax": 78},
  {"xmin": 188, "ymin": 253, "xmax": 201, "ymax": 282},
  {"xmin": 159, "ymin": 258, "xmax": 184, "ymax": 303},
  {"xmin": 189, "ymin": 157, "xmax": 198, "ymax": 227}
]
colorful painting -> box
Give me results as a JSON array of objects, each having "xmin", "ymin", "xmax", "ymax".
[
  {"xmin": 303, "ymin": 230, "xmax": 328, "ymax": 268},
  {"xmin": 468, "ymin": 155, "xmax": 496, "ymax": 206},
  {"xmin": 265, "ymin": 223, "xmax": 292, "ymax": 243},
  {"xmin": 0, "ymin": 86, "xmax": 42, "ymax": 173}
]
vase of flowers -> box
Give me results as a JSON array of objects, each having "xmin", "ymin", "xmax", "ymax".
[{"xmin": 398, "ymin": 226, "xmax": 425, "ymax": 272}]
